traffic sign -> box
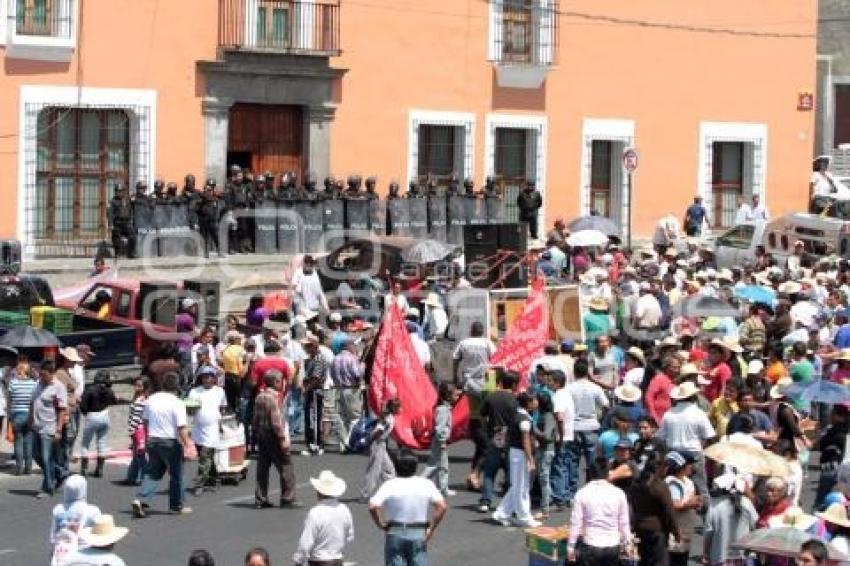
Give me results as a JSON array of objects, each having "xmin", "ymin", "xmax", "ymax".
[{"xmin": 623, "ymin": 147, "xmax": 638, "ymax": 173}]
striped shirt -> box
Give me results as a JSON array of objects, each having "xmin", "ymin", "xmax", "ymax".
[
  {"xmin": 127, "ymin": 397, "xmax": 147, "ymax": 434},
  {"xmin": 7, "ymin": 377, "xmax": 38, "ymax": 415},
  {"xmin": 330, "ymin": 350, "xmax": 364, "ymax": 388}
]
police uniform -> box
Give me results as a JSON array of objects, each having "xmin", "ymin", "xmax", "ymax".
[
  {"xmin": 107, "ymin": 189, "xmax": 135, "ymax": 258},
  {"xmin": 198, "ymin": 186, "xmax": 224, "ymax": 257}
]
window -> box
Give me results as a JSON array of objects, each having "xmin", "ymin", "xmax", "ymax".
[
  {"xmin": 711, "ymin": 142, "xmax": 744, "ymax": 228},
  {"xmin": 501, "ymin": 2, "xmax": 532, "ymax": 63},
  {"xmin": 490, "ymin": 0, "xmax": 557, "ymax": 67},
  {"xmin": 590, "ymin": 140, "xmax": 612, "ymax": 217},
  {"xmin": 781, "ymin": 235, "xmax": 789, "ymax": 250},
  {"xmin": 17, "ymin": 0, "xmax": 51, "ymax": 35},
  {"xmin": 116, "ymin": 291, "xmax": 132, "ymax": 318},
  {"xmin": 835, "ymin": 84, "xmax": 850, "ymax": 148},
  {"xmin": 256, "ymin": 0, "xmax": 290, "ymax": 49},
  {"xmin": 417, "ymin": 125, "xmax": 457, "ymax": 182},
  {"xmin": 718, "ymin": 225, "xmax": 755, "ymax": 249},
  {"xmin": 494, "ymin": 127, "xmax": 528, "ymax": 222},
  {"xmin": 768, "ymin": 232, "xmax": 777, "ymax": 249},
  {"xmin": 36, "ymin": 108, "xmax": 130, "ymax": 239}
]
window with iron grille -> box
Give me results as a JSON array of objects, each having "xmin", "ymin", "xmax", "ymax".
[
  {"xmin": 256, "ymin": 0, "xmax": 291, "ymax": 49},
  {"xmin": 495, "ymin": 127, "xmax": 528, "ymax": 222},
  {"xmin": 35, "ymin": 108, "xmax": 130, "ymax": 239},
  {"xmin": 590, "ymin": 140, "xmax": 612, "ymax": 217},
  {"xmin": 490, "ymin": 0, "xmax": 557, "ymax": 66},
  {"xmin": 711, "ymin": 141, "xmax": 744, "ymax": 228},
  {"xmin": 417, "ymin": 125, "xmax": 457, "ymax": 183},
  {"xmin": 502, "ymin": 2, "xmax": 533, "ymax": 63}
]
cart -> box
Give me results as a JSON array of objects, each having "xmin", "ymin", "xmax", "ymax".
[{"xmin": 214, "ymin": 416, "xmax": 249, "ymax": 484}]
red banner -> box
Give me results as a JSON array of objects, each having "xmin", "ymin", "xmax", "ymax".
[
  {"xmin": 369, "ymin": 304, "xmax": 469, "ymax": 449},
  {"xmin": 490, "ymin": 278, "xmax": 549, "ymax": 391}
]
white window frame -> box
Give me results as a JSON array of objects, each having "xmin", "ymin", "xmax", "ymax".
[
  {"xmin": 17, "ymin": 85, "xmax": 157, "ymax": 258},
  {"xmin": 407, "ymin": 109, "xmax": 475, "ymax": 184},
  {"xmin": 579, "ymin": 118, "xmax": 635, "ymax": 235},
  {"xmin": 6, "ymin": 0, "xmax": 77, "ymax": 62},
  {"xmin": 487, "ymin": 0, "xmax": 554, "ymax": 65},
  {"xmin": 697, "ymin": 121, "xmax": 768, "ymax": 223},
  {"xmin": 484, "ymin": 113, "xmax": 548, "ymax": 226}
]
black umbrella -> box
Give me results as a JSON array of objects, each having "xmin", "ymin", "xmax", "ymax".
[
  {"xmin": 400, "ymin": 239, "xmax": 456, "ymax": 264},
  {"xmin": 0, "ymin": 326, "xmax": 61, "ymax": 348},
  {"xmin": 566, "ymin": 215, "xmax": 621, "ymax": 237}
]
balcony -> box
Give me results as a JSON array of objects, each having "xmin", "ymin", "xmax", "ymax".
[
  {"xmin": 6, "ymin": 0, "xmax": 77, "ymax": 62},
  {"xmin": 489, "ymin": 0, "xmax": 558, "ymax": 89},
  {"xmin": 218, "ymin": 0, "xmax": 340, "ymax": 57}
]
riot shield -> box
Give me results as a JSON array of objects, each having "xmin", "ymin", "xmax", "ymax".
[
  {"xmin": 408, "ymin": 198, "xmax": 428, "ymax": 239},
  {"xmin": 277, "ymin": 200, "xmax": 302, "ymax": 255},
  {"xmin": 447, "ymin": 195, "xmax": 466, "ymax": 245},
  {"xmin": 298, "ymin": 200, "xmax": 325, "ymax": 253},
  {"xmin": 485, "ymin": 196, "xmax": 504, "ymax": 223},
  {"xmin": 345, "ymin": 199, "xmax": 370, "ymax": 232},
  {"xmin": 369, "ymin": 198, "xmax": 386, "ymax": 235},
  {"xmin": 133, "ymin": 203, "xmax": 157, "ymax": 258},
  {"xmin": 428, "ymin": 196, "xmax": 447, "ymax": 242},
  {"xmin": 465, "ymin": 196, "xmax": 485, "ymax": 226},
  {"xmin": 254, "ymin": 202, "xmax": 278, "ymax": 254},
  {"xmin": 323, "ymin": 199, "xmax": 345, "ymax": 251},
  {"xmin": 387, "ymin": 199, "xmax": 411, "ymax": 236}
]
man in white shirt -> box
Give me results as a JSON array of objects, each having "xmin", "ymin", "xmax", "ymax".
[
  {"xmin": 748, "ymin": 194, "xmax": 769, "ymax": 221},
  {"xmin": 633, "ymin": 282, "xmax": 662, "ymax": 330},
  {"xmin": 734, "ymin": 197, "xmax": 751, "ymax": 225},
  {"xmin": 187, "ymin": 366, "xmax": 227, "ymax": 496},
  {"xmin": 369, "ymin": 452, "xmax": 447, "ymax": 566},
  {"xmin": 408, "ymin": 321, "xmax": 432, "ymax": 369},
  {"xmin": 565, "ymin": 359, "xmax": 609, "ymax": 501},
  {"xmin": 132, "ymin": 372, "xmax": 192, "ymax": 517},
  {"xmin": 550, "ymin": 370, "xmax": 575, "ymax": 510},
  {"xmin": 294, "ymin": 470, "xmax": 354, "ymax": 565},
  {"xmin": 292, "ymin": 255, "xmax": 329, "ymax": 316},
  {"xmin": 422, "ymin": 293, "xmax": 448, "ymax": 341},
  {"xmin": 567, "ymin": 457, "xmax": 631, "ymax": 565},
  {"xmin": 652, "ymin": 213, "xmax": 680, "ymax": 254},
  {"xmin": 452, "ymin": 321, "xmax": 496, "ymax": 393},
  {"xmin": 528, "ymin": 341, "xmax": 569, "ymax": 388}
]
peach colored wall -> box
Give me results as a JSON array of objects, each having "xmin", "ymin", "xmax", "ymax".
[
  {"xmin": 331, "ymin": 0, "xmax": 818, "ymax": 235},
  {"xmin": 0, "ymin": 0, "xmax": 216, "ymax": 238}
]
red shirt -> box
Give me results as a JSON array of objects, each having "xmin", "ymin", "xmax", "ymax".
[
  {"xmin": 645, "ymin": 371, "xmax": 674, "ymax": 423},
  {"xmin": 251, "ymin": 357, "xmax": 292, "ymax": 398},
  {"xmin": 704, "ymin": 362, "xmax": 731, "ymax": 402}
]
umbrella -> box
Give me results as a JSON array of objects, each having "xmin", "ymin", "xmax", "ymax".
[
  {"xmin": 732, "ymin": 527, "xmax": 848, "ymax": 561},
  {"xmin": 566, "ymin": 230, "xmax": 609, "ymax": 248},
  {"xmin": 704, "ymin": 440, "xmax": 792, "ymax": 477},
  {"xmin": 401, "ymin": 239, "xmax": 456, "ymax": 264},
  {"xmin": 784, "ymin": 380, "xmax": 850, "ymax": 405},
  {"xmin": 0, "ymin": 326, "xmax": 60, "ymax": 348},
  {"xmin": 567, "ymin": 215, "xmax": 621, "ymax": 237},
  {"xmin": 675, "ymin": 295, "xmax": 739, "ymax": 319},
  {"xmin": 734, "ymin": 285, "xmax": 776, "ymax": 307}
]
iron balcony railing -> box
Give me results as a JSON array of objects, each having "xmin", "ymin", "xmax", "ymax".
[
  {"xmin": 218, "ymin": 0, "xmax": 340, "ymax": 56},
  {"xmin": 490, "ymin": 0, "xmax": 559, "ymax": 66},
  {"xmin": 12, "ymin": 0, "xmax": 74, "ymax": 39}
]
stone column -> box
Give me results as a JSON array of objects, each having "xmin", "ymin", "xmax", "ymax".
[
  {"xmin": 305, "ymin": 104, "xmax": 336, "ymax": 181},
  {"xmin": 203, "ymin": 96, "xmax": 233, "ymax": 186}
]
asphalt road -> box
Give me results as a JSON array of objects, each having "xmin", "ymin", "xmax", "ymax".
[{"xmin": 0, "ymin": 437, "xmax": 534, "ymax": 566}]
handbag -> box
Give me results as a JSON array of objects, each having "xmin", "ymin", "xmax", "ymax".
[
  {"xmin": 130, "ymin": 426, "xmax": 146, "ymax": 454},
  {"xmin": 183, "ymin": 439, "xmax": 198, "ymax": 461}
]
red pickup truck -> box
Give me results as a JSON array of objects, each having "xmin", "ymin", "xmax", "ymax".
[{"xmin": 56, "ymin": 278, "xmax": 194, "ymax": 365}]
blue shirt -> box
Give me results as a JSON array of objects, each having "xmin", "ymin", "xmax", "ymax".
[
  {"xmin": 330, "ymin": 331, "xmax": 349, "ymax": 355},
  {"xmin": 597, "ymin": 430, "xmax": 638, "ymax": 460},
  {"xmin": 686, "ymin": 204, "xmax": 707, "ymax": 224},
  {"xmin": 836, "ymin": 324, "xmax": 850, "ymax": 348}
]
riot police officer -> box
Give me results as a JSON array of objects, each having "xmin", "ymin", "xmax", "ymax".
[
  {"xmin": 183, "ymin": 174, "xmax": 202, "ymax": 230},
  {"xmin": 364, "ymin": 176, "xmax": 379, "ymax": 200},
  {"xmin": 407, "ymin": 180, "xmax": 424, "ymax": 199},
  {"xmin": 107, "ymin": 183, "xmax": 134, "ymax": 258},
  {"xmin": 445, "ymin": 173, "xmax": 460, "ymax": 197},
  {"xmin": 225, "ymin": 165, "xmax": 251, "ymax": 253},
  {"xmin": 152, "ymin": 178, "xmax": 169, "ymax": 204},
  {"xmin": 277, "ymin": 171, "xmax": 300, "ymax": 202},
  {"xmin": 198, "ymin": 178, "xmax": 224, "ymax": 258}
]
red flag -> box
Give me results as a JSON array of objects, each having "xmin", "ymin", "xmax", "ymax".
[
  {"xmin": 490, "ymin": 277, "xmax": 549, "ymax": 391},
  {"xmin": 369, "ymin": 304, "xmax": 469, "ymax": 449}
]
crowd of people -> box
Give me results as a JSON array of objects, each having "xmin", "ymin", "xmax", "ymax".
[{"xmin": 10, "ymin": 202, "xmax": 850, "ymax": 564}]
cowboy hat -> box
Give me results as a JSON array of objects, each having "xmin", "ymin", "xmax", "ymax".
[
  {"xmin": 718, "ymin": 268, "xmax": 734, "ymax": 282},
  {"xmin": 587, "ymin": 297, "xmax": 609, "ymax": 312},
  {"xmin": 79, "ymin": 514, "xmax": 129, "ymax": 547},
  {"xmin": 680, "ymin": 362, "xmax": 700, "ymax": 376},
  {"xmin": 779, "ymin": 281, "xmax": 802, "ymax": 295},
  {"xmin": 59, "ymin": 347, "xmax": 82, "ymax": 363},
  {"xmin": 818, "ymin": 503, "xmax": 850, "ymax": 528},
  {"xmin": 685, "ymin": 280, "xmax": 702, "ymax": 290},
  {"xmin": 709, "ymin": 337, "xmax": 742, "ymax": 354},
  {"xmin": 625, "ymin": 347, "xmax": 646, "ymax": 366},
  {"xmin": 768, "ymin": 506, "xmax": 817, "ymax": 531},
  {"xmin": 670, "ymin": 381, "xmax": 700, "ymax": 400},
  {"xmin": 310, "ymin": 470, "xmax": 347, "ymax": 498},
  {"xmin": 572, "ymin": 343, "xmax": 588, "ymax": 352},
  {"xmin": 423, "ymin": 293, "xmax": 442, "ymax": 307},
  {"xmin": 838, "ymin": 349, "xmax": 850, "ymax": 363},
  {"xmin": 770, "ymin": 376, "xmax": 794, "ymax": 400},
  {"xmin": 655, "ymin": 336, "xmax": 680, "ymax": 349},
  {"xmin": 614, "ymin": 384, "xmax": 642, "ymax": 403}
]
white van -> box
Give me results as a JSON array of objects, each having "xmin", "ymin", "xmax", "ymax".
[{"xmin": 710, "ymin": 213, "xmax": 850, "ymax": 269}]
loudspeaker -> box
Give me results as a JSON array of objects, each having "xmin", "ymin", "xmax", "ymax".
[
  {"xmin": 183, "ymin": 279, "xmax": 220, "ymax": 319},
  {"xmin": 0, "ymin": 240, "xmax": 21, "ymax": 275},
  {"xmin": 462, "ymin": 223, "xmax": 528, "ymax": 289},
  {"xmin": 463, "ymin": 224, "xmax": 500, "ymax": 245},
  {"xmin": 139, "ymin": 281, "xmax": 177, "ymax": 327},
  {"xmin": 497, "ymin": 222, "xmax": 528, "ymax": 253},
  {"xmin": 464, "ymin": 242, "xmax": 498, "ymax": 289}
]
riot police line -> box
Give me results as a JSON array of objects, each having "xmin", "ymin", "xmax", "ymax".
[{"xmin": 107, "ymin": 170, "xmax": 507, "ymax": 258}]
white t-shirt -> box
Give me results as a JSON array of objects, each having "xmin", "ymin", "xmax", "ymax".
[
  {"xmin": 812, "ymin": 171, "xmax": 839, "ymax": 197},
  {"xmin": 659, "ymin": 402, "xmax": 715, "ymax": 452},
  {"xmin": 293, "ymin": 268, "xmax": 328, "ymax": 312},
  {"xmin": 369, "ymin": 476, "xmax": 444, "ymax": 523},
  {"xmin": 62, "ymin": 548, "xmax": 126, "ymax": 566},
  {"xmin": 552, "ymin": 387, "xmax": 575, "ymax": 442},
  {"xmin": 735, "ymin": 205, "xmax": 751, "ymax": 225},
  {"xmin": 623, "ymin": 368, "xmax": 644, "ymax": 389},
  {"xmin": 410, "ymin": 333, "xmax": 431, "ymax": 367},
  {"xmin": 187, "ymin": 385, "xmax": 227, "ymax": 446},
  {"xmin": 143, "ymin": 391, "xmax": 188, "ymax": 440},
  {"xmin": 71, "ymin": 365, "xmax": 85, "ymax": 401}
]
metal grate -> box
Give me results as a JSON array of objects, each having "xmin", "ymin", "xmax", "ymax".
[
  {"xmin": 22, "ymin": 102, "xmax": 151, "ymax": 258},
  {"xmin": 494, "ymin": 127, "xmax": 528, "ymax": 222},
  {"xmin": 13, "ymin": 0, "xmax": 74, "ymax": 38},
  {"xmin": 490, "ymin": 0, "xmax": 558, "ymax": 66}
]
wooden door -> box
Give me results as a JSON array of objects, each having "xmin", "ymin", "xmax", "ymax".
[
  {"xmin": 228, "ymin": 104, "xmax": 303, "ymax": 178},
  {"xmin": 836, "ymin": 85, "xmax": 850, "ymax": 148}
]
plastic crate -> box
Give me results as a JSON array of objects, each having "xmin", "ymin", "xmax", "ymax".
[
  {"xmin": 525, "ymin": 526, "xmax": 569, "ymax": 563},
  {"xmin": 30, "ymin": 306, "xmax": 58, "ymax": 328},
  {"xmin": 0, "ymin": 310, "xmax": 31, "ymax": 327},
  {"xmin": 44, "ymin": 309, "xmax": 74, "ymax": 335}
]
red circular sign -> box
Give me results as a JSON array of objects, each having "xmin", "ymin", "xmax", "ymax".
[{"xmin": 623, "ymin": 148, "xmax": 638, "ymax": 173}]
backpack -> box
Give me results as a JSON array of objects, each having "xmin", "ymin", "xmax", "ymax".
[{"xmin": 347, "ymin": 415, "xmax": 379, "ymax": 453}]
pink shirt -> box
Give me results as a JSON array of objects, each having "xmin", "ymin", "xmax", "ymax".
[
  {"xmin": 645, "ymin": 372, "xmax": 674, "ymax": 423},
  {"xmin": 569, "ymin": 480, "xmax": 630, "ymax": 548},
  {"xmin": 704, "ymin": 362, "xmax": 731, "ymax": 402}
]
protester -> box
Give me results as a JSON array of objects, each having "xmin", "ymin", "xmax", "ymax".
[
  {"xmin": 422, "ymin": 382, "xmax": 459, "ymax": 497},
  {"xmin": 533, "ymin": 391, "xmax": 558, "ymax": 520},
  {"xmin": 293, "ymin": 470, "xmax": 354, "ymax": 566},
  {"xmin": 369, "ymin": 451, "xmax": 447, "ymax": 566},
  {"xmin": 253, "ymin": 369, "xmax": 300, "ymax": 509},
  {"xmin": 188, "ymin": 549, "xmax": 216, "ymax": 566},
  {"xmin": 124, "ymin": 376, "xmax": 149, "ymax": 486},
  {"xmin": 7, "ymin": 354, "xmax": 38, "ymax": 476},
  {"xmin": 187, "ymin": 366, "xmax": 227, "ymax": 496},
  {"xmin": 360, "ymin": 398, "xmax": 400, "ymax": 500},
  {"xmin": 798, "ymin": 539, "xmax": 829, "ymax": 566},
  {"xmin": 78, "ymin": 370, "xmax": 119, "ymax": 478},
  {"xmin": 704, "ymin": 472, "xmax": 758, "ymax": 566},
  {"xmin": 244, "ymin": 547, "xmax": 271, "ymax": 566},
  {"xmin": 49, "ymin": 475, "xmax": 101, "ymax": 555},
  {"xmin": 32, "ymin": 360, "xmax": 69, "ymax": 498},
  {"xmin": 478, "ymin": 369, "xmax": 518, "ymax": 513},
  {"xmin": 665, "ymin": 452, "xmax": 700, "ymax": 566},
  {"xmin": 550, "ymin": 369, "xmax": 575, "ymax": 511},
  {"xmin": 63, "ymin": 514, "xmax": 129, "ymax": 566},
  {"xmin": 492, "ymin": 392, "xmax": 540, "ymax": 528},
  {"xmin": 629, "ymin": 451, "xmax": 679, "ymax": 566}
]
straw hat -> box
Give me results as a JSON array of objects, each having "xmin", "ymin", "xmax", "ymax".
[
  {"xmin": 423, "ymin": 293, "xmax": 442, "ymax": 307},
  {"xmin": 614, "ymin": 384, "xmax": 642, "ymax": 403},
  {"xmin": 670, "ymin": 381, "xmax": 700, "ymax": 400},
  {"xmin": 685, "ymin": 280, "xmax": 701, "ymax": 290},
  {"xmin": 59, "ymin": 347, "xmax": 82, "ymax": 363},
  {"xmin": 587, "ymin": 297, "xmax": 609, "ymax": 312},
  {"xmin": 625, "ymin": 346, "xmax": 646, "ymax": 366},
  {"xmin": 747, "ymin": 359, "xmax": 764, "ymax": 374},
  {"xmin": 680, "ymin": 362, "xmax": 700, "ymax": 376},
  {"xmin": 837, "ymin": 349, "xmax": 850, "ymax": 363},
  {"xmin": 768, "ymin": 506, "xmax": 817, "ymax": 531},
  {"xmin": 573, "ymin": 343, "xmax": 588, "ymax": 352},
  {"xmin": 79, "ymin": 515, "xmax": 129, "ymax": 547},
  {"xmin": 770, "ymin": 376, "xmax": 794, "ymax": 400},
  {"xmin": 709, "ymin": 337, "xmax": 742, "ymax": 354},
  {"xmin": 310, "ymin": 470, "xmax": 347, "ymax": 498},
  {"xmin": 718, "ymin": 268, "xmax": 734, "ymax": 282},
  {"xmin": 818, "ymin": 503, "xmax": 850, "ymax": 528},
  {"xmin": 779, "ymin": 281, "xmax": 802, "ymax": 295},
  {"xmin": 656, "ymin": 336, "xmax": 680, "ymax": 349}
]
